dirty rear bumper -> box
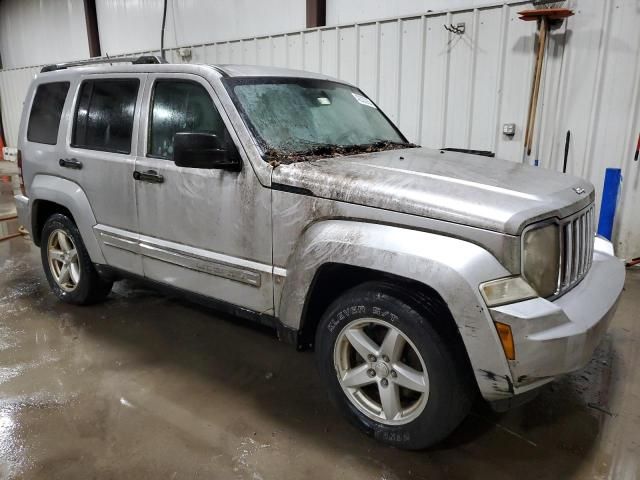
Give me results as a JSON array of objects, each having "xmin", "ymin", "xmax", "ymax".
[{"xmin": 488, "ymin": 236, "xmax": 625, "ymax": 400}]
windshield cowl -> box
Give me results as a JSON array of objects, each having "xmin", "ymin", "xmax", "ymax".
[{"xmin": 265, "ymin": 140, "xmax": 419, "ymax": 166}]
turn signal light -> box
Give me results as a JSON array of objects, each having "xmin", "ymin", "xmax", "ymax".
[{"xmin": 494, "ymin": 321, "xmax": 515, "ymax": 360}]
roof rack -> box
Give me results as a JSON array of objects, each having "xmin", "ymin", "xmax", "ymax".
[{"xmin": 41, "ymin": 55, "xmax": 167, "ymax": 73}]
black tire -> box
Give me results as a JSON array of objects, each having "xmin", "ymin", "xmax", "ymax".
[
  {"xmin": 315, "ymin": 281, "xmax": 474, "ymax": 450},
  {"xmin": 40, "ymin": 213, "xmax": 113, "ymax": 305}
]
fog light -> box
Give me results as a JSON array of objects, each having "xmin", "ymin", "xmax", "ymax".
[{"xmin": 494, "ymin": 321, "xmax": 515, "ymax": 360}]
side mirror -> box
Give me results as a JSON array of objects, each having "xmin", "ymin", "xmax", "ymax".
[{"xmin": 173, "ymin": 132, "xmax": 241, "ymax": 171}]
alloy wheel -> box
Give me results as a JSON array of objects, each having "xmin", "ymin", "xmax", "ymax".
[
  {"xmin": 47, "ymin": 229, "xmax": 81, "ymax": 292},
  {"xmin": 333, "ymin": 318, "xmax": 429, "ymax": 425}
]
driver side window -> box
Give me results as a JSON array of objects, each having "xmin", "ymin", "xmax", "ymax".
[{"xmin": 148, "ymin": 80, "xmax": 225, "ymax": 159}]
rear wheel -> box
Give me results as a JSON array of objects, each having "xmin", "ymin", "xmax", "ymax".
[
  {"xmin": 316, "ymin": 282, "xmax": 473, "ymax": 449},
  {"xmin": 41, "ymin": 213, "xmax": 112, "ymax": 304}
]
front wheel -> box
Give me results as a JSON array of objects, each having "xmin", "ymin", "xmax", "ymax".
[
  {"xmin": 41, "ymin": 213, "xmax": 113, "ymax": 305},
  {"xmin": 315, "ymin": 282, "xmax": 474, "ymax": 449}
]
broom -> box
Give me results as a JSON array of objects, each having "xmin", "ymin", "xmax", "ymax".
[{"xmin": 521, "ymin": 0, "xmax": 572, "ymax": 155}]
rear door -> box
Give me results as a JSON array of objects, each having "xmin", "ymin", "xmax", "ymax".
[
  {"xmin": 66, "ymin": 73, "xmax": 147, "ymax": 275},
  {"xmin": 133, "ymin": 73, "xmax": 274, "ymax": 314}
]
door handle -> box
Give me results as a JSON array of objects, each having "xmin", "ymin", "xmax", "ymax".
[
  {"xmin": 133, "ymin": 170, "xmax": 164, "ymax": 184},
  {"xmin": 59, "ymin": 158, "xmax": 83, "ymax": 170}
]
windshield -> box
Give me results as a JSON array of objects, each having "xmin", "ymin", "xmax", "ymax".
[{"xmin": 224, "ymin": 77, "xmax": 415, "ymax": 164}]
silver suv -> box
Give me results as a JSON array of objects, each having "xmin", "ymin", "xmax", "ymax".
[{"xmin": 14, "ymin": 57, "xmax": 625, "ymax": 449}]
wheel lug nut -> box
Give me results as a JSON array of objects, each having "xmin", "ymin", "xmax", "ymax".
[
  {"xmin": 382, "ymin": 355, "xmax": 390, "ymax": 362},
  {"xmin": 381, "ymin": 378, "xmax": 389, "ymax": 387},
  {"xmin": 367, "ymin": 354, "xmax": 376, "ymax": 362},
  {"xmin": 390, "ymin": 370, "xmax": 397, "ymax": 378},
  {"xmin": 367, "ymin": 369, "xmax": 376, "ymax": 378}
]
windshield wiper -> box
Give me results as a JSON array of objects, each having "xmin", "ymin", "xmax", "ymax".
[{"xmin": 367, "ymin": 139, "xmax": 418, "ymax": 148}]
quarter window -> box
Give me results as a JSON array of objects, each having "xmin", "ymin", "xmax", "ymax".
[
  {"xmin": 148, "ymin": 80, "xmax": 225, "ymax": 159},
  {"xmin": 72, "ymin": 79, "xmax": 139, "ymax": 154},
  {"xmin": 27, "ymin": 82, "xmax": 70, "ymax": 145}
]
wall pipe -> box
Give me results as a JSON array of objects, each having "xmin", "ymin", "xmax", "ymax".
[{"xmin": 160, "ymin": 0, "xmax": 168, "ymax": 60}]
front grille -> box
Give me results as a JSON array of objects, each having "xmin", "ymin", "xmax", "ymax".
[{"xmin": 557, "ymin": 204, "xmax": 595, "ymax": 295}]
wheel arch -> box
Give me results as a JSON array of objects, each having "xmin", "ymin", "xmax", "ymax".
[
  {"xmin": 297, "ymin": 264, "xmax": 453, "ymax": 348},
  {"xmin": 28, "ymin": 175, "xmax": 105, "ymax": 263},
  {"xmin": 277, "ymin": 220, "xmax": 516, "ymax": 401},
  {"xmin": 31, "ymin": 199, "xmax": 74, "ymax": 246}
]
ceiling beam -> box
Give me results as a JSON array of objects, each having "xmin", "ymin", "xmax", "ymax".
[{"xmin": 83, "ymin": 0, "xmax": 101, "ymax": 57}]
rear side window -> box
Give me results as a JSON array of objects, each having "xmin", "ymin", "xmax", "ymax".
[
  {"xmin": 72, "ymin": 79, "xmax": 139, "ymax": 154},
  {"xmin": 27, "ymin": 82, "xmax": 70, "ymax": 145}
]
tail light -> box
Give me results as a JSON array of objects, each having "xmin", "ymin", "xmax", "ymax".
[{"xmin": 17, "ymin": 150, "xmax": 26, "ymax": 196}]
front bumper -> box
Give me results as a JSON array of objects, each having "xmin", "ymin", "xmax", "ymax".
[
  {"xmin": 14, "ymin": 194, "xmax": 30, "ymax": 233},
  {"xmin": 489, "ymin": 236, "xmax": 625, "ymax": 393}
]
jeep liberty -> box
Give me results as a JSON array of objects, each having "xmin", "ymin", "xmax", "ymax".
[{"xmin": 14, "ymin": 57, "xmax": 625, "ymax": 449}]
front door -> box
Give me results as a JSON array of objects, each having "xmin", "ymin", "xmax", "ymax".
[{"xmin": 133, "ymin": 73, "xmax": 273, "ymax": 314}]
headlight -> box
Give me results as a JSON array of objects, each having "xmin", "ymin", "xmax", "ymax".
[{"xmin": 522, "ymin": 223, "xmax": 560, "ymax": 297}]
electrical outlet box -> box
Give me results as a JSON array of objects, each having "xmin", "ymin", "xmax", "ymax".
[{"xmin": 503, "ymin": 123, "xmax": 516, "ymax": 136}]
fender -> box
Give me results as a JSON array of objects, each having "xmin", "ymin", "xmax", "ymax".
[
  {"xmin": 277, "ymin": 220, "xmax": 516, "ymax": 400},
  {"xmin": 29, "ymin": 175, "xmax": 105, "ymax": 264}
]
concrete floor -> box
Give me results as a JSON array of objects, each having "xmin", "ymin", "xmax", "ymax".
[{"xmin": 1, "ymin": 235, "xmax": 639, "ymax": 479}]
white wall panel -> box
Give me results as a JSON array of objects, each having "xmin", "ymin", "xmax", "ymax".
[
  {"xmin": 95, "ymin": 0, "xmax": 305, "ymax": 56},
  {"xmin": 377, "ymin": 21, "xmax": 401, "ymax": 123},
  {"xmin": 0, "ymin": 66, "xmax": 40, "ymax": 147},
  {"xmin": 420, "ymin": 15, "xmax": 449, "ymax": 148},
  {"xmin": 397, "ymin": 18, "xmax": 422, "ymax": 139},
  {"xmin": 303, "ymin": 31, "xmax": 321, "ymax": 72},
  {"xmin": 338, "ymin": 27, "xmax": 358, "ymax": 85},
  {"xmin": 2, "ymin": 0, "xmax": 640, "ymax": 258},
  {"xmin": 272, "ymin": 36, "xmax": 287, "ymax": 68},
  {"xmin": 320, "ymin": 29, "xmax": 339, "ymax": 78},
  {"xmin": 445, "ymin": 10, "xmax": 476, "ymax": 149},
  {"xmin": 469, "ymin": 8, "xmax": 503, "ymax": 150},
  {"xmin": 287, "ymin": 34, "xmax": 304, "ymax": 70},
  {"xmin": 494, "ymin": 6, "xmax": 535, "ymax": 161},
  {"xmin": 242, "ymin": 40, "xmax": 258, "ymax": 65},
  {"xmin": 356, "ymin": 24, "xmax": 378, "ymax": 100},
  {"xmin": 0, "ymin": 0, "xmax": 89, "ymax": 69}
]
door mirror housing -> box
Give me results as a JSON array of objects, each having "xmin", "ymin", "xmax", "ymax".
[{"xmin": 173, "ymin": 132, "xmax": 241, "ymax": 171}]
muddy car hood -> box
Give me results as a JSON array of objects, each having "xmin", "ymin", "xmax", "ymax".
[{"xmin": 271, "ymin": 148, "xmax": 595, "ymax": 235}]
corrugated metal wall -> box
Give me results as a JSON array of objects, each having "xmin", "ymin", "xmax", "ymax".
[
  {"xmin": 1, "ymin": 0, "xmax": 639, "ymax": 258},
  {"xmin": 94, "ymin": 0, "xmax": 306, "ymax": 57},
  {"xmin": 0, "ymin": 65, "xmax": 41, "ymax": 146},
  {"xmin": 0, "ymin": 0, "xmax": 89, "ymax": 69}
]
